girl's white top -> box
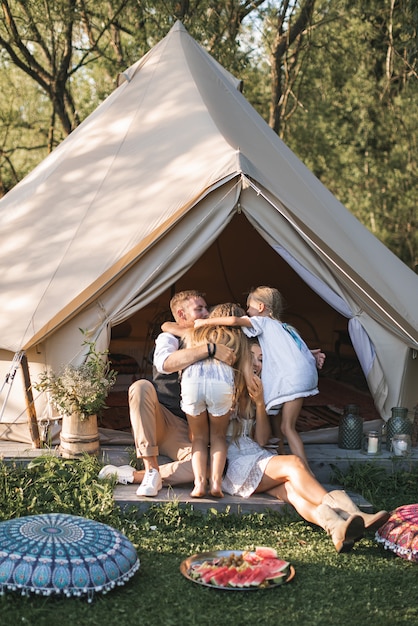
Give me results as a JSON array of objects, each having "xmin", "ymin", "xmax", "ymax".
[{"xmin": 242, "ymin": 316, "xmax": 318, "ymax": 413}]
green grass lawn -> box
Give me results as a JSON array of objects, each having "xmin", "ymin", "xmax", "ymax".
[{"xmin": 0, "ymin": 455, "xmax": 417, "ymax": 626}]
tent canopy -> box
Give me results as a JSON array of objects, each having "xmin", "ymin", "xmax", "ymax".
[{"xmin": 1, "ymin": 21, "xmax": 417, "ymax": 430}]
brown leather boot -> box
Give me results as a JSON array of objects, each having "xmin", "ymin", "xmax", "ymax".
[
  {"xmin": 323, "ymin": 490, "xmax": 390, "ymax": 532},
  {"xmin": 315, "ymin": 503, "xmax": 365, "ymax": 553}
]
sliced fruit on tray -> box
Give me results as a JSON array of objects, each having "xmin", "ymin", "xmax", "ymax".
[{"xmin": 185, "ymin": 548, "xmax": 291, "ymax": 589}]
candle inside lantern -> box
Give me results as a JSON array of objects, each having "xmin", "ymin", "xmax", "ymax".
[
  {"xmin": 393, "ymin": 440, "xmax": 407, "ymax": 456},
  {"xmin": 367, "ymin": 435, "xmax": 379, "ymax": 454},
  {"xmin": 392, "ymin": 434, "xmax": 411, "ymax": 457}
]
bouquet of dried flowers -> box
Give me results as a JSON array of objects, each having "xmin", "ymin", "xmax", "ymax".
[{"xmin": 34, "ymin": 333, "xmax": 117, "ymax": 421}]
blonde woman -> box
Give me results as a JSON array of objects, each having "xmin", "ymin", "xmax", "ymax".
[
  {"xmin": 194, "ymin": 286, "xmax": 319, "ymax": 468},
  {"xmin": 221, "ymin": 340, "xmax": 389, "ymax": 553},
  {"xmin": 163, "ymin": 303, "xmax": 252, "ymax": 498}
]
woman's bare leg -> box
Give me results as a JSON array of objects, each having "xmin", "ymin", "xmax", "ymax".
[
  {"xmin": 264, "ymin": 481, "xmax": 322, "ymax": 525},
  {"xmin": 255, "ymin": 454, "xmax": 327, "ymax": 505},
  {"xmin": 187, "ymin": 411, "xmax": 209, "ymax": 497},
  {"xmin": 208, "ymin": 412, "xmax": 230, "ymax": 498}
]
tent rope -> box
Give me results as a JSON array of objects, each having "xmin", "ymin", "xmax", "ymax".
[{"xmin": 0, "ymin": 351, "xmax": 25, "ymax": 421}]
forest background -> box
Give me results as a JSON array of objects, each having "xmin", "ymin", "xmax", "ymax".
[{"xmin": 0, "ymin": 0, "xmax": 416, "ymax": 271}]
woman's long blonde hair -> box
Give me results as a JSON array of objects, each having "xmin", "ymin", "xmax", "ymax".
[
  {"xmin": 184, "ymin": 302, "xmax": 251, "ymax": 401},
  {"xmin": 230, "ymin": 338, "xmax": 261, "ymax": 442}
]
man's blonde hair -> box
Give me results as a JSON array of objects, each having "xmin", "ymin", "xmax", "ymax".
[{"xmin": 169, "ymin": 290, "xmax": 206, "ymax": 320}]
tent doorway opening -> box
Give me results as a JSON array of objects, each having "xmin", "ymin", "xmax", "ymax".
[{"xmin": 104, "ymin": 214, "xmax": 377, "ymax": 435}]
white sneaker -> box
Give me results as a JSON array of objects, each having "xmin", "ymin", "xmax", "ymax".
[
  {"xmin": 136, "ymin": 468, "xmax": 162, "ymax": 497},
  {"xmin": 98, "ymin": 465, "xmax": 135, "ymax": 485}
]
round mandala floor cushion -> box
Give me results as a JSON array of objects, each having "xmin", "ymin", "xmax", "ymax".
[
  {"xmin": 0, "ymin": 513, "xmax": 139, "ymax": 600},
  {"xmin": 375, "ymin": 504, "xmax": 418, "ymax": 563}
]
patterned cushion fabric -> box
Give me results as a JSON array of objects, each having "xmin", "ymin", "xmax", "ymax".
[
  {"xmin": 375, "ymin": 504, "xmax": 418, "ymax": 562},
  {"xmin": 0, "ymin": 513, "xmax": 139, "ymax": 600}
]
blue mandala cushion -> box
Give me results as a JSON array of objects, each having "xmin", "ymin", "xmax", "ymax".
[
  {"xmin": 0, "ymin": 513, "xmax": 140, "ymax": 600},
  {"xmin": 375, "ymin": 504, "xmax": 418, "ymax": 563}
]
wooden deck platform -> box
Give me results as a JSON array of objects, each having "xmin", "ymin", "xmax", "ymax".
[
  {"xmin": 3, "ymin": 439, "xmax": 416, "ymax": 516},
  {"xmin": 108, "ymin": 442, "xmax": 417, "ymax": 515}
]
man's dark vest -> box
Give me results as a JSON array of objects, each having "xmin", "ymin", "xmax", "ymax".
[{"xmin": 151, "ymin": 337, "xmax": 186, "ymax": 420}]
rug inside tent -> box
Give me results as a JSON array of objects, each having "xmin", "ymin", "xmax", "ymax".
[{"xmin": 299, "ymin": 377, "xmax": 380, "ymax": 433}]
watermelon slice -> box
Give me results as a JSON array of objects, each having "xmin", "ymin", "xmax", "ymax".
[
  {"xmin": 242, "ymin": 551, "xmax": 262, "ymax": 565},
  {"xmin": 200, "ymin": 567, "xmax": 218, "ymax": 583},
  {"xmin": 245, "ymin": 566, "xmax": 269, "ymax": 587},
  {"xmin": 228, "ymin": 568, "xmax": 254, "ymax": 588},
  {"xmin": 265, "ymin": 571, "xmax": 288, "ymax": 584},
  {"xmin": 210, "ymin": 567, "xmax": 238, "ymax": 587},
  {"xmin": 208, "ymin": 565, "xmax": 230, "ymax": 582},
  {"xmin": 260, "ymin": 557, "xmax": 290, "ymax": 572},
  {"xmin": 255, "ymin": 546, "xmax": 278, "ymax": 559}
]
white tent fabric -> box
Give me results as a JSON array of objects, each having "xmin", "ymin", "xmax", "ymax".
[{"xmin": 1, "ymin": 21, "xmax": 417, "ymax": 440}]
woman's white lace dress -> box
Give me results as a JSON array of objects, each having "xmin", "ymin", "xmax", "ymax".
[{"xmin": 222, "ymin": 418, "xmax": 275, "ymax": 498}]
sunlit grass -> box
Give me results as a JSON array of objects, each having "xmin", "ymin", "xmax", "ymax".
[{"xmin": 0, "ymin": 456, "xmax": 416, "ymax": 626}]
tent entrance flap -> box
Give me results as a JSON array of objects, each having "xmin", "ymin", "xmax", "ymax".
[{"xmin": 241, "ymin": 179, "xmax": 418, "ymax": 348}]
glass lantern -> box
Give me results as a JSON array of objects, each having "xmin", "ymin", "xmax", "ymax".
[
  {"xmin": 362, "ymin": 430, "xmax": 381, "ymax": 455},
  {"xmin": 391, "ymin": 433, "xmax": 412, "ymax": 457}
]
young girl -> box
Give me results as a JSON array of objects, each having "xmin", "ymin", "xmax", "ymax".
[
  {"xmin": 163, "ymin": 303, "xmax": 252, "ymax": 498},
  {"xmin": 194, "ymin": 286, "xmax": 319, "ymax": 468}
]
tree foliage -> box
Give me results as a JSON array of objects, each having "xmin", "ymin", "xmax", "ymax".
[
  {"xmin": 0, "ymin": 0, "xmax": 416, "ymax": 269},
  {"xmin": 279, "ymin": 0, "xmax": 417, "ymax": 269}
]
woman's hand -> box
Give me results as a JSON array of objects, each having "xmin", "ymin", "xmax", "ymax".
[
  {"xmin": 248, "ymin": 374, "xmax": 271, "ymax": 445},
  {"xmin": 247, "ymin": 374, "xmax": 264, "ymax": 406}
]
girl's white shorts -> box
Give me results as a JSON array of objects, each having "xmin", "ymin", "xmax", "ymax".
[{"xmin": 181, "ymin": 379, "xmax": 234, "ymax": 417}]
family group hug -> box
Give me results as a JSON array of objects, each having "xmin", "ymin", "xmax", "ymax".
[{"xmin": 99, "ymin": 288, "xmax": 390, "ymax": 553}]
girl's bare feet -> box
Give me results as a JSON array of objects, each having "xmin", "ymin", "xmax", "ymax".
[
  {"xmin": 191, "ymin": 482, "xmax": 207, "ymax": 498},
  {"xmin": 209, "ymin": 481, "xmax": 224, "ymax": 498}
]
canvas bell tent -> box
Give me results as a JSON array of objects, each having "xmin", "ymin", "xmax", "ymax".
[{"xmin": 1, "ymin": 21, "xmax": 417, "ymax": 445}]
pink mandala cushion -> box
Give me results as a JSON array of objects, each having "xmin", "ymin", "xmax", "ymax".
[{"xmin": 375, "ymin": 504, "xmax": 418, "ymax": 562}]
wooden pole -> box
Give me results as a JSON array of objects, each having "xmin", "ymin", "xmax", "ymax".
[{"xmin": 20, "ymin": 354, "xmax": 41, "ymax": 448}]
